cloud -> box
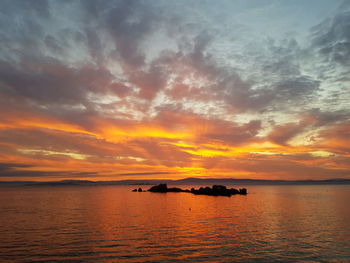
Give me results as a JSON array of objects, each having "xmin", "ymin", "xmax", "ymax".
[
  {"xmin": 0, "ymin": 0, "xmax": 349, "ymax": 180},
  {"xmin": 311, "ymin": 7, "xmax": 350, "ymax": 66},
  {"xmin": 0, "ymin": 0, "xmax": 322, "ymax": 115},
  {"xmin": 304, "ymin": 108, "xmax": 350, "ymax": 126},
  {"xmin": 268, "ymin": 122, "xmax": 306, "ymax": 146},
  {"xmin": 106, "ymin": 0, "xmax": 159, "ymax": 67},
  {"xmin": 0, "ymin": 58, "xmax": 114, "ymax": 106},
  {"xmin": 0, "ymin": 162, "xmax": 33, "ymax": 172},
  {"xmin": 202, "ymin": 119, "xmax": 262, "ymax": 145},
  {"xmin": 316, "ymin": 121, "xmax": 350, "ymax": 154}
]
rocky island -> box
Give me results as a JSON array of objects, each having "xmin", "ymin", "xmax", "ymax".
[{"xmin": 133, "ymin": 184, "xmax": 247, "ymax": 197}]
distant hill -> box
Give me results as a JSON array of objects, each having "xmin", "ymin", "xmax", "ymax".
[
  {"xmin": 1, "ymin": 177, "xmax": 350, "ymax": 186},
  {"xmin": 174, "ymin": 177, "xmax": 350, "ymax": 185}
]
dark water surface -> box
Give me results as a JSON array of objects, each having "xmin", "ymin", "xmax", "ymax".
[{"xmin": 0, "ymin": 184, "xmax": 349, "ymax": 262}]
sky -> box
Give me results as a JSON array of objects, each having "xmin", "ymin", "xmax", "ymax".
[{"xmin": 0, "ymin": 0, "xmax": 349, "ymax": 181}]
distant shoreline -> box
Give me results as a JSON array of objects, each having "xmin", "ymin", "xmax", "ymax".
[{"xmin": 1, "ymin": 177, "xmax": 350, "ymax": 186}]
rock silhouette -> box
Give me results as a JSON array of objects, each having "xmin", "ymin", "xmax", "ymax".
[
  {"xmin": 148, "ymin": 184, "xmax": 168, "ymax": 192},
  {"xmin": 146, "ymin": 184, "xmax": 247, "ymax": 196},
  {"xmin": 239, "ymin": 188, "xmax": 247, "ymax": 195},
  {"xmin": 148, "ymin": 184, "xmax": 191, "ymax": 193},
  {"xmin": 190, "ymin": 185, "xmax": 247, "ymax": 196},
  {"xmin": 132, "ymin": 187, "xmax": 144, "ymax": 192}
]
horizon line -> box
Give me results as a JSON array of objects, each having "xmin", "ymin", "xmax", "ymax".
[{"xmin": 1, "ymin": 177, "xmax": 350, "ymax": 184}]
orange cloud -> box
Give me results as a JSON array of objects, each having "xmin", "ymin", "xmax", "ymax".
[{"xmin": 0, "ymin": 104, "xmax": 349, "ymax": 181}]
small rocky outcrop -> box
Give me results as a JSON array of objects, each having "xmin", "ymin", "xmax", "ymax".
[
  {"xmin": 146, "ymin": 184, "xmax": 247, "ymax": 196},
  {"xmin": 148, "ymin": 184, "xmax": 190, "ymax": 193},
  {"xmin": 148, "ymin": 184, "xmax": 168, "ymax": 192},
  {"xmin": 239, "ymin": 188, "xmax": 247, "ymax": 195},
  {"xmin": 190, "ymin": 185, "xmax": 247, "ymax": 196},
  {"xmin": 132, "ymin": 187, "xmax": 144, "ymax": 192}
]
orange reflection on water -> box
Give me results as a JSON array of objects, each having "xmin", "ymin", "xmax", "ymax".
[{"xmin": 0, "ymin": 185, "xmax": 350, "ymax": 261}]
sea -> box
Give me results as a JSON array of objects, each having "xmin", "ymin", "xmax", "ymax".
[{"xmin": 0, "ymin": 184, "xmax": 349, "ymax": 262}]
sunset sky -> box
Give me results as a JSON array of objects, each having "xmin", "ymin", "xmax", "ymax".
[{"xmin": 0, "ymin": 0, "xmax": 349, "ymax": 181}]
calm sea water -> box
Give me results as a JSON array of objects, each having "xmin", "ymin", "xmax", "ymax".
[{"xmin": 0, "ymin": 184, "xmax": 349, "ymax": 262}]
